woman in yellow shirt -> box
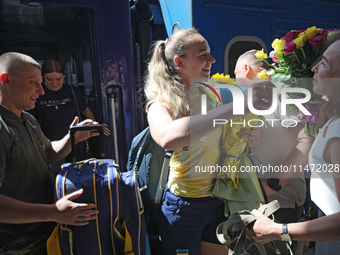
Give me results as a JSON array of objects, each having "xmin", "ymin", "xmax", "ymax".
[{"xmin": 145, "ymin": 28, "xmax": 273, "ymax": 255}]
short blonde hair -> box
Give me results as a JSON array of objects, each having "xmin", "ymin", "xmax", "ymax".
[{"xmin": 237, "ymin": 49, "xmax": 270, "ymax": 72}]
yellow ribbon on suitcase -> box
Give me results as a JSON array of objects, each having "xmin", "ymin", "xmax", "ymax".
[{"xmin": 46, "ymin": 225, "xmax": 62, "ymax": 255}]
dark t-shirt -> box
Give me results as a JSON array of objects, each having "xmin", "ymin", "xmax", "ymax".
[
  {"xmin": 29, "ymin": 84, "xmax": 87, "ymax": 141},
  {"xmin": 0, "ymin": 105, "xmax": 55, "ymax": 251}
]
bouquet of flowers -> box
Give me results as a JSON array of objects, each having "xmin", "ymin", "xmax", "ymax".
[{"xmin": 255, "ymin": 26, "xmax": 333, "ymax": 138}]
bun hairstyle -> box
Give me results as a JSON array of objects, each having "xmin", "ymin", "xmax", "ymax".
[
  {"xmin": 144, "ymin": 28, "xmax": 200, "ymax": 119},
  {"xmin": 42, "ymin": 59, "xmax": 65, "ymax": 76}
]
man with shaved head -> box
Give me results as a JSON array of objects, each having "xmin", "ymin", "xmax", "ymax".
[
  {"xmin": 0, "ymin": 52, "xmax": 99, "ymax": 254},
  {"xmin": 234, "ymin": 49, "xmax": 270, "ymax": 87}
]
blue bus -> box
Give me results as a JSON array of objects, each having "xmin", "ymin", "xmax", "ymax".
[{"xmin": 1, "ymin": 0, "xmax": 338, "ymax": 167}]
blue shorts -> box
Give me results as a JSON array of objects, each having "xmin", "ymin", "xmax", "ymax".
[{"xmin": 159, "ymin": 189, "xmax": 227, "ymax": 255}]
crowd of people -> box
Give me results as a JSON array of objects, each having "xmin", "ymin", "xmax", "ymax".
[{"xmin": 0, "ymin": 27, "xmax": 339, "ymax": 255}]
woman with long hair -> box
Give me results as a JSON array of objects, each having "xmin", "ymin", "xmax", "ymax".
[{"xmin": 144, "ymin": 28, "xmax": 273, "ymax": 255}]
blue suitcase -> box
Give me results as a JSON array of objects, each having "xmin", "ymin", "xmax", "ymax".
[{"xmin": 56, "ymin": 125, "xmax": 147, "ymax": 255}]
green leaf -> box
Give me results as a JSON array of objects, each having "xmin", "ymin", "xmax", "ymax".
[
  {"xmin": 281, "ymin": 73, "xmax": 292, "ymax": 82},
  {"xmin": 271, "ymin": 73, "xmax": 285, "ymax": 82},
  {"xmin": 266, "ymin": 69, "xmax": 276, "ymax": 76},
  {"xmin": 276, "ymin": 53, "xmax": 285, "ymax": 61}
]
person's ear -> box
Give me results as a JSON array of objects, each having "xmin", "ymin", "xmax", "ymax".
[
  {"xmin": 244, "ymin": 64, "xmax": 252, "ymax": 77},
  {"xmin": 0, "ymin": 73, "xmax": 10, "ymax": 87},
  {"xmin": 174, "ymin": 55, "xmax": 184, "ymax": 68}
]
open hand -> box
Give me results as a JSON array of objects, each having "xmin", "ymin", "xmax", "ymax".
[
  {"xmin": 54, "ymin": 189, "xmax": 99, "ymax": 226},
  {"xmin": 101, "ymin": 123, "xmax": 111, "ymax": 136}
]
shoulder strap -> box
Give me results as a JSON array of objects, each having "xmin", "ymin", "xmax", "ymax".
[
  {"xmin": 132, "ymin": 127, "xmax": 151, "ymax": 172},
  {"xmin": 216, "ymin": 200, "xmax": 293, "ymax": 255},
  {"xmin": 25, "ymin": 119, "xmax": 45, "ymax": 145},
  {"xmin": 0, "ymin": 115, "xmax": 16, "ymax": 142},
  {"xmin": 70, "ymin": 85, "xmax": 93, "ymax": 156},
  {"xmin": 70, "ymin": 85, "xmax": 82, "ymax": 121},
  {"xmin": 154, "ymin": 150, "xmax": 173, "ymax": 203}
]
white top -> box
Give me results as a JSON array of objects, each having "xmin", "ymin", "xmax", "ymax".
[{"xmin": 309, "ymin": 118, "xmax": 340, "ymax": 215}]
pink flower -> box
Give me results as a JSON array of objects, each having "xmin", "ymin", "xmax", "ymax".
[
  {"xmin": 284, "ymin": 41, "xmax": 296, "ymax": 54},
  {"xmin": 272, "ymin": 52, "xmax": 279, "ymax": 63},
  {"xmin": 281, "ymin": 30, "xmax": 304, "ymax": 42},
  {"xmin": 308, "ymin": 35, "xmax": 325, "ymax": 48}
]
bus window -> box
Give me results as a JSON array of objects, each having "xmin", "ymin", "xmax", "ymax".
[{"xmin": 224, "ymin": 36, "xmax": 267, "ymax": 77}]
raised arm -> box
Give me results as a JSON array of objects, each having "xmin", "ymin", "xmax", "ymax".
[
  {"xmin": 45, "ymin": 117, "xmax": 99, "ymax": 164},
  {"xmin": 83, "ymin": 106, "xmax": 96, "ymax": 121},
  {"xmin": 148, "ymin": 81, "xmax": 274, "ymax": 150},
  {"xmin": 248, "ymin": 136, "xmax": 340, "ymax": 242}
]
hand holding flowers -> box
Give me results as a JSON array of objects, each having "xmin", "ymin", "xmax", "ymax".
[{"xmin": 255, "ymin": 26, "xmax": 335, "ymax": 138}]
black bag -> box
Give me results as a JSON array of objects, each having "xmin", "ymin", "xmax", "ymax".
[{"xmin": 126, "ymin": 127, "xmax": 173, "ymax": 217}]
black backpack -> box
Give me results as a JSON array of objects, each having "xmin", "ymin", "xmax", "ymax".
[{"xmin": 126, "ymin": 127, "xmax": 173, "ymax": 217}]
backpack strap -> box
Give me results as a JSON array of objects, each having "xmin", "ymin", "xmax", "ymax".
[
  {"xmin": 132, "ymin": 127, "xmax": 151, "ymax": 174},
  {"xmin": 216, "ymin": 200, "xmax": 293, "ymax": 255},
  {"xmin": 70, "ymin": 85, "xmax": 82, "ymax": 121},
  {"xmin": 179, "ymin": 146, "xmax": 188, "ymax": 163},
  {"xmin": 154, "ymin": 150, "xmax": 173, "ymax": 203},
  {"xmin": 70, "ymin": 84, "xmax": 92, "ymax": 157}
]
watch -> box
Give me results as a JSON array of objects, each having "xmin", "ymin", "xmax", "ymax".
[
  {"xmin": 281, "ymin": 223, "xmax": 292, "ymax": 242},
  {"xmin": 267, "ymin": 178, "xmax": 282, "ymax": 191}
]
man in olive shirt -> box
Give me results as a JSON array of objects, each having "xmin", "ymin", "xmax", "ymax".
[{"xmin": 0, "ymin": 52, "xmax": 100, "ymax": 254}]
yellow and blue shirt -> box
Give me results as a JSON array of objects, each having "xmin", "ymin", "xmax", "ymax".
[{"xmin": 168, "ymin": 91, "xmax": 223, "ymax": 198}]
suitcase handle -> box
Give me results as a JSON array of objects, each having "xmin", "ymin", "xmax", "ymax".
[{"xmin": 70, "ymin": 125, "xmax": 105, "ymax": 163}]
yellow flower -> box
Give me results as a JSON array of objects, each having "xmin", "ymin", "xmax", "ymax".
[
  {"xmin": 298, "ymin": 32, "xmax": 308, "ymax": 42},
  {"xmin": 212, "ymin": 73, "xmax": 230, "ymax": 79},
  {"xmin": 271, "ymin": 39, "xmax": 286, "ymax": 54},
  {"xmin": 298, "ymin": 32, "xmax": 305, "ymax": 38},
  {"xmin": 257, "ymin": 70, "xmax": 268, "ymax": 79},
  {"xmin": 254, "ymin": 49, "xmax": 267, "ymax": 59},
  {"xmin": 211, "ymin": 73, "xmax": 238, "ymax": 84},
  {"xmin": 305, "ymin": 26, "xmax": 317, "ymax": 39},
  {"xmin": 293, "ymin": 37, "xmax": 304, "ymax": 48}
]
